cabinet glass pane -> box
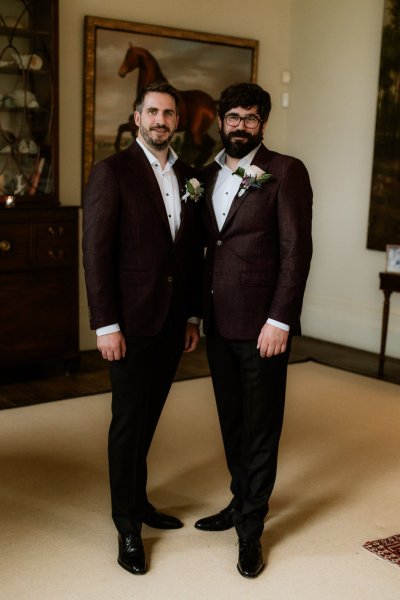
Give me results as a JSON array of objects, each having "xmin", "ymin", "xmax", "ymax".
[{"xmin": 0, "ymin": 0, "xmax": 58, "ymax": 204}]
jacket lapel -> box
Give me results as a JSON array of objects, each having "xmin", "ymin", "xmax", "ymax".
[
  {"xmin": 127, "ymin": 143, "xmax": 173, "ymax": 240},
  {"xmin": 204, "ymin": 163, "xmax": 221, "ymax": 234},
  {"xmin": 221, "ymin": 186, "xmax": 249, "ymax": 232},
  {"xmin": 221, "ymin": 144, "xmax": 273, "ymax": 233},
  {"xmin": 172, "ymin": 159, "xmax": 187, "ymax": 243}
]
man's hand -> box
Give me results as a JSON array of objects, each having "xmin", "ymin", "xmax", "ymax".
[
  {"xmin": 184, "ymin": 323, "xmax": 200, "ymax": 353},
  {"xmin": 97, "ymin": 331, "xmax": 127, "ymax": 361},
  {"xmin": 257, "ymin": 323, "xmax": 289, "ymax": 358}
]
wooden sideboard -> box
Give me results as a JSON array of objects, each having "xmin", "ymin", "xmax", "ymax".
[{"xmin": 0, "ymin": 206, "xmax": 79, "ymax": 371}]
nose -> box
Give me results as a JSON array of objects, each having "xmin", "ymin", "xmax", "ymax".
[{"xmin": 235, "ymin": 118, "xmax": 246, "ymax": 130}]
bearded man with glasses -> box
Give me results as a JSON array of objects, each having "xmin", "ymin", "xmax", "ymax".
[{"xmin": 196, "ymin": 82, "xmax": 313, "ymax": 578}]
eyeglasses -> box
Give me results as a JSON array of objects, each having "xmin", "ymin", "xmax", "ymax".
[{"xmin": 224, "ymin": 113, "xmax": 262, "ymax": 129}]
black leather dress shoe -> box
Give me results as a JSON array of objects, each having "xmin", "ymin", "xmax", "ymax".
[
  {"xmin": 237, "ymin": 538, "xmax": 265, "ymax": 578},
  {"xmin": 143, "ymin": 508, "xmax": 183, "ymax": 529},
  {"xmin": 194, "ymin": 504, "xmax": 235, "ymax": 531},
  {"xmin": 118, "ymin": 532, "xmax": 147, "ymax": 575}
]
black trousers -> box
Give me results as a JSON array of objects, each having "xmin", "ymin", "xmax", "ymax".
[
  {"xmin": 206, "ymin": 333, "xmax": 291, "ymax": 539},
  {"xmin": 108, "ymin": 315, "xmax": 185, "ymax": 534}
]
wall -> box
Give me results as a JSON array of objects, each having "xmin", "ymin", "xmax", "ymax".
[
  {"xmin": 59, "ymin": 0, "xmax": 399, "ymax": 359},
  {"xmin": 288, "ymin": 0, "xmax": 399, "ymax": 358}
]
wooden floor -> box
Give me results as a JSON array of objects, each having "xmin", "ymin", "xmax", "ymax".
[{"xmin": 0, "ymin": 335, "xmax": 398, "ymax": 410}]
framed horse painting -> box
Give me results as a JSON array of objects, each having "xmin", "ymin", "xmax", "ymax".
[{"xmin": 82, "ymin": 16, "xmax": 258, "ymax": 190}]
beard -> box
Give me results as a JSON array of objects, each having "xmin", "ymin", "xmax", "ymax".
[
  {"xmin": 139, "ymin": 123, "xmax": 175, "ymax": 151},
  {"xmin": 220, "ymin": 128, "xmax": 263, "ymax": 158}
]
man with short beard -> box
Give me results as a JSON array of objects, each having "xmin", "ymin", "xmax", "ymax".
[
  {"xmin": 83, "ymin": 82, "xmax": 202, "ymax": 575},
  {"xmin": 195, "ymin": 83, "xmax": 313, "ymax": 578}
]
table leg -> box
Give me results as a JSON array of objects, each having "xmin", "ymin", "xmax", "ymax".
[{"xmin": 378, "ymin": 289, "xmax": 392, "ymax": 377}]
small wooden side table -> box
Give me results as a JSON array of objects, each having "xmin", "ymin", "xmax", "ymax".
[{"xmin": 378, "ymin": 271, "xmax": 400, "ymax": 377}]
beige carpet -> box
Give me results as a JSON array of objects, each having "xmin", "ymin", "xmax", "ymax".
[{"xmin": 0, "ymin": 362, "xmax": 399, "ymax": 600}]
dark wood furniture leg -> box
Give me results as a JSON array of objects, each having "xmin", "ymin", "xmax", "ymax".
[{"xmin": 378, "ymin": 289, "xmax": 391, "ymax": 377}]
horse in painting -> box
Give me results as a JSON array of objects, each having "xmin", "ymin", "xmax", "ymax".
[{"xmin": 115, "ymin": 44, "xmax": 216, "ymax": 165}]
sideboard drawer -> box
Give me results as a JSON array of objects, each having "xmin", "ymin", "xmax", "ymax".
[
  {"xmin": 35, "ymin": 222, "xmax": 78, "ymax": 268},
  {"xmin": 0, "ymin": 223, "xmax": 31, "ymax": 271}
]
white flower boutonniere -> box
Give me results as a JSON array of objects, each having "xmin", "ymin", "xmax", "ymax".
[
  {"xmin": 181, "ymin": 178, "xmax": 204, "ymax": 203},
  {"xmin": 234, "ymin": 165, "xmax": 272, "ymax": 197}
]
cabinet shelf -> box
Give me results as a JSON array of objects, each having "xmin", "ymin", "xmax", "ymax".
[
  {"xmin": 0, "ymin": 26, "xmax": 51, "ymax": 39},
  {"xmin": 0, "ymin": 106, "xmax": 49, "ymax": 113},
  {"xmin": 0, "ymin": 65, "xmax": 50, "ymax": 75}
]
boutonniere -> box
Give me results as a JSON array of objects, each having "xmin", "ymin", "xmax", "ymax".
[
  {"xmin": 181, "ymin": 178, "xmax": 204, "ymax": 203},
  {"xmin": 234, "ymin": 165, "xmax": 272, "ymax": 197}
]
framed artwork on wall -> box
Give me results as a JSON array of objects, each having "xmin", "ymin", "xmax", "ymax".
[
  {"xmin": 82, "ymin": 16, "xmax": 258, "ymax": 193},
  {"xmin": 367, "ymin": 0, "xmax": 400, "ymax": 250},
  {"xmin": 386, "ymin": 244, "xmax": 400, "ymax": 273}
]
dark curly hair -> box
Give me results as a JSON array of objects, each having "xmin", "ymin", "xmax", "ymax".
[{"xmin": 218, "ymin": 82, "xmax": 271, "ymax": 123}]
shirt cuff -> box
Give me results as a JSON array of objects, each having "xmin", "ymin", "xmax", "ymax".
[
  {"xmin": 96, "ymin": 323, "xmax": 120, "ymax": 336},
  {"xmin": 187, "ymin": 317, "xmax": 201, "ymax": 325},
  {"xmin": 267, "ymin": 318, "xmax": 290, "ymax": 332}
]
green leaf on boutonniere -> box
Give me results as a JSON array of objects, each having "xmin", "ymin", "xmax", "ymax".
[{"xmin": 234, "ymin": 166, "xmax": 245, "ymax": 178}]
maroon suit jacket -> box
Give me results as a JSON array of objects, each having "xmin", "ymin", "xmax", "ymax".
[
  {"xmin": 83, "ymin": 142, "xmax": 202, "ymax": 336},
  {"xmin": 202, "ymin": 144, "xmax": 313, "ymax": 340}
]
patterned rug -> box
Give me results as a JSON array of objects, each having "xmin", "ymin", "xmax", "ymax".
[{"xmin": 363, "ymin": 534, "xmax": 400, "ymax": 567}]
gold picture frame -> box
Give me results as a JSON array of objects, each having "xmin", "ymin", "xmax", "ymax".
[{"xmin": 82, "ymin": 15, "xmax": 258, "ymax": 193}]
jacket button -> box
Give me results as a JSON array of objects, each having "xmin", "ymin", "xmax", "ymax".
[
  {"xmin": 167, "ymin": 276, "xmax": 173, "ymax": 282},
  {"xmin": 216, "ymin": 240, "xmax": 222, "ymax": 246}
]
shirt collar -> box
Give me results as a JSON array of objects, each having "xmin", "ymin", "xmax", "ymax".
[
  {"xmin": 136, "ymin": 137, "xmax": 178, "ymax": 167},
  {"xmin": 214, "ymin": 144, "xmax": 261, "ymax": 171}
]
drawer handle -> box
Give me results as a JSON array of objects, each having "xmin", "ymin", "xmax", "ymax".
[
  {"xmin": 48, "ymin": 249, "xmax": 64, "ymax": 260},
  {"xmin": 0, "ymin": 240, "xmax": 11, "ymax": 252},
  {"xmin": 48, "ymin": 226, "xmax": 64, "ymax": 237}
]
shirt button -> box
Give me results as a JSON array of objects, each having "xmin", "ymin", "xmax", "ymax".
[
  {"xmin": 167, "ymin": 276, "xmax": 173, "ymax": 282},
  {"xmin": 217, "ymin": 240, "xmax": 222, "ymax": 246}
]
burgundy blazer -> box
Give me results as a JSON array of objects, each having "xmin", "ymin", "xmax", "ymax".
[
  {"xmin": 82, "ymin": 142, "xmax": 202, "ymax": 336},
  {"xmin": 202, "ymin": 144, "xmax": 313, "ymax": 340}
]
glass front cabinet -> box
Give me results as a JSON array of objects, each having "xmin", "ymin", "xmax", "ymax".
[
  {"xmin": 0, "ymin": 1, "xmax": 80, "ymax": 373},
  {"xmin": 0, "ymin": 0, "xmax": 58, "ymax": 205}
]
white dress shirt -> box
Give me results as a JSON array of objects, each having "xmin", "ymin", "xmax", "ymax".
[
  {"xmin": 136, "ymin": 138, "xmax": 182, "ymax": 239},
  {"xmin": 213, "ymin": 145, "xmax": 259, "ymax": 231},
  {"xmin": 212, "ymin": 146, "xmax": 289, "ymax": 332}
]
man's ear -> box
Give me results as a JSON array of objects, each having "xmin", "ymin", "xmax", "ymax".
[
  {"xmin": 134, "ymin": 111, "xmax": 141, "ymax": 127},
  {"xmin": 261, "ymin": 120, "xmax": 268, "ymax": 136}
]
